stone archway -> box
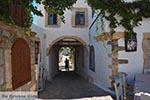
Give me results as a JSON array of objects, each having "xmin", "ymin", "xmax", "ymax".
[
  {"xmin": 46, "ymin": 35, "xmax": 89, "ymax": 81},
  {"xmin": 46, "ymin": 36, "xmax": 87, "ymax": 56}
]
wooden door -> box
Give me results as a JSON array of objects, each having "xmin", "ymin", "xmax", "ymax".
[{"xmin": 11, "ymin": 38, "xmax": 31, "ymax": 90}]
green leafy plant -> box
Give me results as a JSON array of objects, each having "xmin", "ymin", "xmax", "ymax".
[
  {"xmin": 95, "ymin": 10, "xmax": 108, "ymax": 48},
  {"xmin": 87, "ymin": 0, "xmax": 150, "ymax": 37},
  {"xmin": 0, "ymin": 0, "xmax": 77, "ymax": 33},
  {"xmin": 0, "ymin": 0, "xmax": 150, "ymax": 38}
]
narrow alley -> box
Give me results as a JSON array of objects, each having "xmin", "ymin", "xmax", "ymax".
[{"xmin": 38, "ymin": 71, "xmax": 112, "ymax": 99}]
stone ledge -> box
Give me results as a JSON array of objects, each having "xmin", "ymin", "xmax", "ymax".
[
  {"xmin": 95, "ymin": 32, "xmax": 124, "ymax": 41},
  {"xmin": 0, "ymin": 21, "xmax": 25, "ymax": 34},
  {"xmin": 0, "ymin": 21, "xmax": 36, "ymax": 37}
]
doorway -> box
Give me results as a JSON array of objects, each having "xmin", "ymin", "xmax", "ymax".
[
  {"xmin": 11, "ymin": 38, "xmax": 31, "ymax": 90},
  {"xmin": 58, "ymin": 47, "xmax": 75, "ymax": 71},
  {"xmin": 46, "ymin": 36, "xmax": 88, "ymax": 81}
]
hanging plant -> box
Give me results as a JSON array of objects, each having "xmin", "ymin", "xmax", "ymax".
[
  {"xmin": 87, "ymin": 0, "xmax": 150, "ymax": 38},
  {"xmin": 94, "ymin": 10, "xmax": 108, "ymax": 48}
]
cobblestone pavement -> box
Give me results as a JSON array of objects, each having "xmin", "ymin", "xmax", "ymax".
[{"xmin": 38, "ymin": 71, "xmax": 113, "ymax": 100}]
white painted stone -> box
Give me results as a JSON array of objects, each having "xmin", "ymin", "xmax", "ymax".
[
  {"xmin": 0, "ymin": 49, "xmax": 4, "ymax": 65},
  {"xmin": 0, "ymin": 67, "xmax": 4, "ymax": 85}
]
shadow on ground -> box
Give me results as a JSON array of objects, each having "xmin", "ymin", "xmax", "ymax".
[{"xmin": 38, "ymin": 71, "xmax": 113, "ymax": 99}]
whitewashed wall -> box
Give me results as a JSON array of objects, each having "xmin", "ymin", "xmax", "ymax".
[
  {"xmin": 36, "ymin": 0, "xmax": 90, "ymax": 45},
  {"xmin": 89, "ymin": 15, "xmax": 113, "ymax": 93},
  {"xmin": 33, "ymin": 0, "xmax": 91, "ymax": 79},
  {"xmin": 104, "ymin": 17, "xmax": 150, "ymax": 85},
  {"xmin": 89, "ymin": 4, "xmax": 150, "ymax": 91},
  {"xmin": 48, "ymin": 47, "xmax": 58, "ymax": 80},
  {"xmin": 31, "ymin": 24, "xmax": 47, "ymax": 66},
  {"xmin": 32, "ymin": 0, "xmax": 150, "ymax": 92},
  {"xmin": 75, "ymin": 46, "xmax": 89, "ymax": 79},
  {"xmin": 118, "ymin": 19, "xmax": 150, "ymax": 85}
]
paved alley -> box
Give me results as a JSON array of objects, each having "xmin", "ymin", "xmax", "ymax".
[{"xmin": 38, "ymin": 71, "xmax": 112, "ymax": 99}]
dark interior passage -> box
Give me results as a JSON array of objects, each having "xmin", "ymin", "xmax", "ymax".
[
  {"xmin": 38, "ymin": 71, "xmax": 111, "ymax": 99},
  {"xmin": 47, "ymin": 37, "xmax": 87, "ymax": 81}
]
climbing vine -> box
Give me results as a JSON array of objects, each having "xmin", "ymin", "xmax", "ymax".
[
  {"xmin": 0, "ymin": 0, "xmax": 150, "ymax": 37},
  {"xmin": 0, "ymin": 0, "xmax": 77, "ymax": 30},
  {"xmin": 95, "ymin": 10, "xmax": 108, "ymax": 48},
  {"xmin": 87, "ymin": 0, "xmax": 150, "ymax": 37}
]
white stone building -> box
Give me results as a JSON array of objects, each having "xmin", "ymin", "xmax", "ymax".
[
  {"xmin": 89, "ymin": 5, "xmax": 150, "ymax": 91},
  {"xmin": 32, "ymin": 0, "xmax": 150, "ymax": 94},
  {"xmin": 32, "ymin": 0, "xmax": 91, "ymax": 83}
]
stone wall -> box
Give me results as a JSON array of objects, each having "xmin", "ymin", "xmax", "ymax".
[
  {"xmin": 0, "ymin": 49, "xmax": 4, "ymax": 87},
  {"xmin": 95, "ymin": 32, "xmax": 128, "ymax": 88},
  {"xmin": 142, "ymin": 33, "xmax": 150, "ymax": 73},
  {"xmin": 0, "ymin": 21, "xmax": 37, "ymax": 91}
]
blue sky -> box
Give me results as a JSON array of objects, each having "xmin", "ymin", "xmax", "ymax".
[{"xmin": 32, "ymin": 0, "xmax": 37, "ymax": 24}]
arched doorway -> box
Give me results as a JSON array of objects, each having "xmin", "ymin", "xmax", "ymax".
[
  {"xmin": 46, "ymin": 36, "xmax": 88, "ymax": 80},
  {"xmin": 11, "ymin": 38, "xmax": 31, "ymax": 90},
  {"xmin": 38, "ymin": 36, "xmax": 92, "ymax": 99}
]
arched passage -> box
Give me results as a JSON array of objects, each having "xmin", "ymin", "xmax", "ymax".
[{"xmin": 46, "ymin": 36, "xmax": 89, "ymax": 81}]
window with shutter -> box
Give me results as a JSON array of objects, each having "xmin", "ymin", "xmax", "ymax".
[
  {"xmin": 75, "ymin": 12, "xmax": 85, "ymax": 25},
  {"xmin": 48, "ymin": 13, "xmax": 58, "ymax": 25},
  {"xmin": 35, "ymin": 41, "xmax": 40, "ymax": 64},
  {"xmin": 71, "ymin": 8, "xmax": 88, "ymax": 28},
  {"xmin": 89, "ymin": 46, "xmax": 95, "ymax": 72},
  {"xmin": 45, "ymin": 12, "xmax": 61, "ymax": 28}
]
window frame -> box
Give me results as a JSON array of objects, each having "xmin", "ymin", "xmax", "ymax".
[
  {"xmin": 89, "ymin": 45, "xmax": 95, "ymax": 72},
  {"xmin": 75, "ymin": 12, "xmax": 85, "ymax": 26},
  {"xmin": 71, "ymin": 8, "xmax": 88, "ymax": 28},
  {"xmin": 45, "ymin": 12, "xmax": 61, "ymax": 28},
  {"xmin": 48, "ymin": 13, "xmax": 58, "ymax": 25},
  {"xmin": 35, "ymin": 41, "xmax": 40, "ymax": 64}
]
